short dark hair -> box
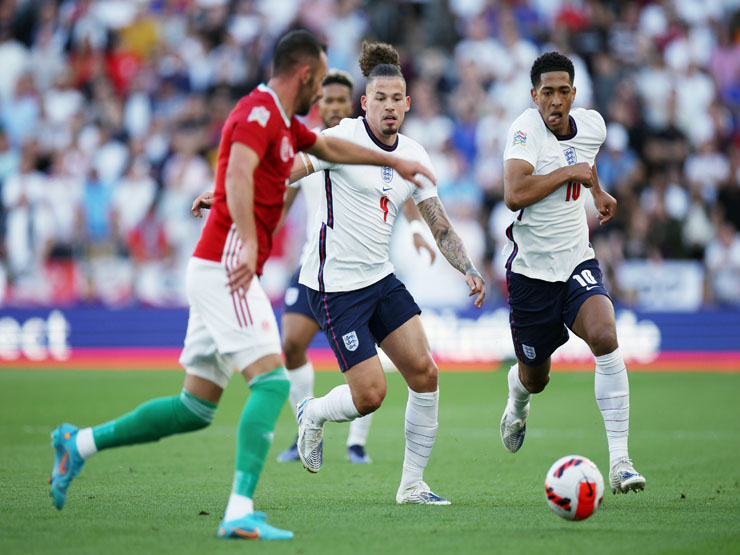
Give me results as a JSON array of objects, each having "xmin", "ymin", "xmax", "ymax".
[
  {"xmin": 322, "ymin": 69, "xmax": 353, "ymax": 90},
  {"xmin": 272, "ymin": 30, "xmax": 327, "ymax": 76},
  {"xmin": 359, "ymin": 41, "xmax": 404, "ymax": 81},
  {"xmin": 530, "ymin": 52, "xmax": 574, "ymax": 88}
]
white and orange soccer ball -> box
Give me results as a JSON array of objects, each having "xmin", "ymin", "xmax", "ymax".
[{"xmin": 544, "ymin": 455, "xmax": 604, "ymax": 521}]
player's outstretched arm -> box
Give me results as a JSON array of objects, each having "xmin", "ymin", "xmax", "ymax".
[
  {"xmin": 402, "ymin": 198, "xmax": 435, "ymax": 264},
  {"xmin": 418, "ymin": 197, "xmax": 485, "ymax": 308},
  {"xmin": 306, "ymin": 134, "xmax": 436, "ymax": 188},
  {"xmin": 504, "ymin": 159, "xmax": 594, "ymax": 211}
]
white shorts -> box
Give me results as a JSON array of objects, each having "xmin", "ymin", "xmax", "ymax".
[{"xmin": 179, "ymin": 257, "xmax": 282, "ymax": 389}]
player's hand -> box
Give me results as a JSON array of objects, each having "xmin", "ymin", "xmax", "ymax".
[
  {"xmin": 393, "ymin": 158, "xmax": 437, "ymax": 188},
  {"xmin": 191, "ymin": 191, "xmax": 215, "ymax": 218},
  {"xmin": 413, "ymin": 233, "xmax": 436, "ymax": 264},
  {"xmin": 569, "ymin": 163, "xmax": 595, "ymax": 188},
  {"xmin": 592, "ymin": 189, "xmax": 617, "ymax": 225},
  {"xmin": 465, "ymin": 271, "xmax": 486, "ymax": 308},
  {"xmin": 227, "ymin": 242, "xmax": 258, "ymax": 296}
]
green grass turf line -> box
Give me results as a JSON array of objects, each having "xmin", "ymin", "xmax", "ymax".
[{"xmin": 0, "ymin": 369, "xmax": 738, "ymax": 554}]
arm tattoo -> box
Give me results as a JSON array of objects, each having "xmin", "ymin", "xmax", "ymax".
[{"xmin": 418, "ymin": 198, "xmax": 480, "ymax": 277}]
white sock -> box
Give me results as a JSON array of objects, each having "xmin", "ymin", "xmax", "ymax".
[
  {"xmin": 399, "ymin": 388, "xmax": 439, "ymax": 492},
  {"xmin": 308, "ymin": 384, "xmax": 360, "ymax": 424},
  {"xmin": 75, "ymin": 427, "xmax": 97, "ymax": 460},
  {"xmin": 506, "ymin": 363, "xmax": 531, "ymax": 418},
  {"xmin": 224, "ymin": 493, "xmax": 254, "ymax": 522},
  {"xmin": 287, "ymin": 361, "xmax": 315, "ymax": 416},
  {"xmin": 594, "ymin": 347, "xmax": 630, "ymax": 468},
  {"xmin": 347, "ymin": 413, "xmax": 373, "ymax": 447}
]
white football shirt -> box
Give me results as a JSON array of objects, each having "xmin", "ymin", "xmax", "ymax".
[
  {"xmin": 502, "ymin": 107, "xmax": 606, "ymax": 282},
  {"xmin": 299, "ymin": 117, "xmax": 438, "ymax": 292},
  {"xmin": 289, "ymin": 127, "xmax": 324, "ymax": 267}
]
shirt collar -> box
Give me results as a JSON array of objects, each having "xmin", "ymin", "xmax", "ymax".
[{"xmin": 258, "ymin": 83, "xmax": 291, "ymax": 127}]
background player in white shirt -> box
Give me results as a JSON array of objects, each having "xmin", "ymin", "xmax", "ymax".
[
  {"xmin": 276, "ymin": 70, "xmax": 436, "ymax": 465},
  {"xmin": 499, "ymin": 51, "xmax": 646, "ymax": 494},
  {"xmin": 293, "ymin": 42, "xmax": 485, "ymax": 505}
]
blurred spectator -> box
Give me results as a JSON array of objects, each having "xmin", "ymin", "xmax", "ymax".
[
  {"xmin": 2, "ymin": 143, "xmax": 49, "ymax": 282},
  {"xmin": 111, "ymin": 155, "xmax": 157, "ymax": 243},
  {"xmin": 2, "ymin": 73, "xmax": 40, "ymax": 148},
  {"xmin": 127, "ymin": 199, "xmax": 180, "ymax": 306},
  {"xmin": 704, "ymin": 221, "xmax": 740, "ymax": 305},
  {"xmin": 595, "ymin": 122, "xmax": 641, "ymax": 193}
]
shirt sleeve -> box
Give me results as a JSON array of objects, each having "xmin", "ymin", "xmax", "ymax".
[
  {"xmin": 503, "ymin": 114, "xmax": 538, "ymax": 169},
  {"xmin": 230, "ymin": 103, "xmax": 276, "ymax": 159},
  {"xmin": 592, "ymin": 110, "xmax": 607, "ymax": 146},
  {"xmin": 305, "ymin": 126, "xmax": 343, "ymax": 173},
  {"xmin": 293, "ymin": 118, "xmax": 318, "ymax": 152},
  {"xmin": 410, "ymin": 147, "xmax": 439, "ymax": 205}
]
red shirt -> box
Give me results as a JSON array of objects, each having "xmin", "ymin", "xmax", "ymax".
[{"xmin": 193, "ymin": 84, "xmax": 317, "ymax": 274}]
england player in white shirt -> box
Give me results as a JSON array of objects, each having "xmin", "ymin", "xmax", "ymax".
[
  {"xmin": 275, "ymin": 69, "xmax": 436, "ymax": 465},
  {"xmin": 499, "ymin": 51, "xmax": 645, "ymax": 494},
  {"xmin": 293, "ymin": 42, "xmax": 485, "ymax": 505}
]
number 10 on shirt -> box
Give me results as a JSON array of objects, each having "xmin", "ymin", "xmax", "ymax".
[{"xmin": 565, "ymin": 181, "xmax": 581, "ymax": 201}]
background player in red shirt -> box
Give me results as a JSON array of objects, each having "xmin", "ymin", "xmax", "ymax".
[{"xmin": 48, "ymin": 30, "xmax": 435, "ymax": 541}]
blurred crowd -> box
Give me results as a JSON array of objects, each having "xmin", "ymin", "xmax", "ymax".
[{"xmin": 0, "ymin": 0, "xmax": 739, "ymax": 308}]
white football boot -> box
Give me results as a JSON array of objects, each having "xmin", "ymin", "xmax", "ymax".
[
  {"xmin": 296, "ymin": 398, "xmax": 323, "ymax": 473},
  {"xmin": 609, "ymin": 458, "xmax": 646, "ymax": 494}
]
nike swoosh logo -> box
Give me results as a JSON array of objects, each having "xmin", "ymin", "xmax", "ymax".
[
  {"xmin": 585, "ymin": 286, "xmax": 598, "ymax": 291},
  {"xmin": 382, "ymin": 187, "xmax": 392, "ymax": 192},
  {"xmin": 59, "ymin": 451, "xmax": 69, "ymax": 474},
  {"xmin": 233, "ymin": 528, "xmax": 260, "ymax": 539}
]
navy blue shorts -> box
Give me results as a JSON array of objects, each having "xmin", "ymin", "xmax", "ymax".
[
  {"xmin": 507, "ymin": 259, "xmax": 611, "ymax": 366},
  {"xmin": 307, "ymin": 273, "xmax": 421, "ymax": 372},
  {"xmin": 283, "ymin": 267, "xmax": 315, "ymax": 320}
]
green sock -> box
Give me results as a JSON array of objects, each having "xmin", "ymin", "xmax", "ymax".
[
  {"xmin": 232, "ymin": 367, "xmax": 290, "ymax": 498},
  {"xmin": 92, "ymin": 390, "xmax": 217, "ymax": 451}
]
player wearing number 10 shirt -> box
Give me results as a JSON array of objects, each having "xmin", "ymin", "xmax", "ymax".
[{"xmin": 499, "ymin": 52, "xmax": 646, "ymax": 496}]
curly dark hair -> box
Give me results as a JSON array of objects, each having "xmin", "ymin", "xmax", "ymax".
[
  {"xmin": 530, "ymin": 51, "xmax": 574, "ymax": 88},
  {"xmin": 358, "ymin": 41, "xmax": 403, "ymax": 79}
]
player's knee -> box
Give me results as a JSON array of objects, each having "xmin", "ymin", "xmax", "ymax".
[
  {"xmin": 587, "ymin": 325, "xmax": 618, "ymax": 357},
  {"xmin": 282, "ymin": 336, "xmax": 308, "ymax": 368},
  {"xmin": 251, "ymin": 367, "xmax": 291, "ymax": 400},
  {"xmin": 521, "ymin": 372, "xmax": 549, "ymax": 394},
  {"xmin": 412, "ymin": 357, "xmax": 438, "ymax": 392},
  {"xmin": 354, "ymin": 387, "xmax": 386, "ymax": 415},
  {"xmin": 177, "ymin": 391, "xmax": 217, "ymax": 431}
]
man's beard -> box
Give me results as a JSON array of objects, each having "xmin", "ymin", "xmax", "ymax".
[
  {"xmin": 296, "ymin": 97, "xmax": 313, "ymax": 116},
  {"xmin": 295, "ymin": 85, "xmax": 314, "ymax": 116}
]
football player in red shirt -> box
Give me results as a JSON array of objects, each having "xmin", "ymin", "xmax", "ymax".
[{"xmin": 49, "ymin": 30, "xmax": 435, "ymax": 541}]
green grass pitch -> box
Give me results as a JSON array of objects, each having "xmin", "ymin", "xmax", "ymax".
[{"xmin": 1, "ymin": 368, "xmax": 738, "ymax": 554}]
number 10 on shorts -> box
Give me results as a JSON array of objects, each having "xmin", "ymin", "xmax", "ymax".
[{"xmin": 572, "ymin": 269, "xmax": 597, "ymax": 288}]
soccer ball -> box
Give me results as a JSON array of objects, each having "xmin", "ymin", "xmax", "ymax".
[{"xmin": 544, "ymin": 455, "xmax": 604, "ymax": 521}]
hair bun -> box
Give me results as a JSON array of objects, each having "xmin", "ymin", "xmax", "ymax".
[{"xmin": 359, "ymin": 41, "xmax": 400, "ymax": 77}]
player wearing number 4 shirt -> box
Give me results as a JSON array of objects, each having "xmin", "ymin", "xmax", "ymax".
[
  {"xmin": 293, "ymin": 42, "xmax": 485, "ymax": 506},
  {"xmin": 499, "ymin": 51, "xmax": 645, "ymax": 496}
]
